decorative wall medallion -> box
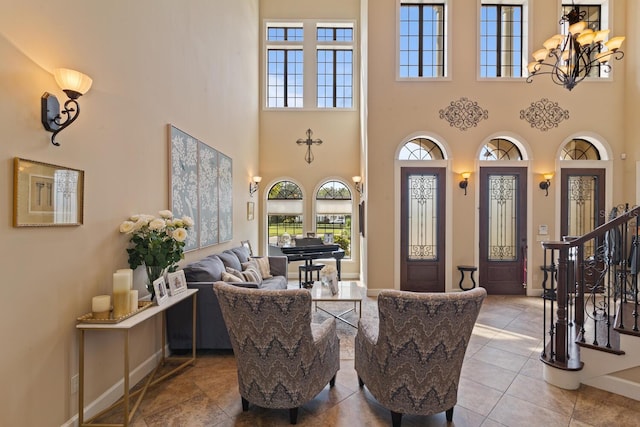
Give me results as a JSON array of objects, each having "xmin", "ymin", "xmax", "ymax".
[
  {"xmin": 439, "ymin": 97, "xmax": 488, "ymax": 131},
  {"xmin": 519, "ymin": 98, "xmax": 569, "ymax": 132}
]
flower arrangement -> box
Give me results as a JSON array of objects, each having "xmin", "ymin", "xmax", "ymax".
[
  {"xmin": 320, "ymin": 265, "xmax": 337, "ymax": 276},
  {"xmin": 119, "ymin": 210, "xmax": 193, "ymax": 297}
]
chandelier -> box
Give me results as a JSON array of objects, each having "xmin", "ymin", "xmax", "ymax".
[{"xmin": 527, "ymin": 5, "xmax": 625, "ymax": 91}]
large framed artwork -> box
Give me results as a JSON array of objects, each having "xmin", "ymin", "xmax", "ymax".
[
  {"xmin": 13, "ymin": 157, "xmax": 84, "ymax": 227},
  {"xmin": 170, "ymin": 125, "xmax": 233, "ymax": 250}
]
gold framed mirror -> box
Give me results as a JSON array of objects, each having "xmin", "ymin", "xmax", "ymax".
[{"xmin": 13, "ymin": 157, "xmax": 84, "ymax": 227}]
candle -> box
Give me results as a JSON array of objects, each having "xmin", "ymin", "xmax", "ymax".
[
  {"xmin": 92, "ymin": 295, "xmax": 111, "ymax": 320},
  {"xmin": 116, "ymin": 268, "xmax": 133, "ymax": 289},
  {"xmin": 92, "ymin": 295, "xmax": 110, "ymax": 312},
  {"xmin": 113, "ymin": 272, "xmax": 130, "ymax": 318},
  {"xmin": 129, "ymin": 290, "xmax": 139, "ymax": 313}
]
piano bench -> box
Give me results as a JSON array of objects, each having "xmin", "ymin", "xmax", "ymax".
[{"xmin": 299, "ymin": 264, "xmax": 325, "ymax": 288}]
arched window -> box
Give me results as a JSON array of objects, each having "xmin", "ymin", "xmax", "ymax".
[
  {"xmin": 267, "ymin": 180, "xmax": 303, "ymax": 245},
  {"xmin": 398, "ymin": 138, "xmax": 445, "ymax": 160},
  {"xmin": 480, "ymin": 138, "xmax": 523, "ymax": 160},
  {"xmin": 560, "ymin": 138, "xmax": 601, "ymax": 160},
  {"xmin": 315, "ymin": 180, "xmax": 352, "ymax": 257}
]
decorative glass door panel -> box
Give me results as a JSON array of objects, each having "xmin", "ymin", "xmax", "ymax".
[
  {"xmin": 407, "ymin": 174, "xmax": 438, "ymax": 260},
  {"xmin": 487, "ymin": 175, "xmax": 517, "ymax": 261},
  {"xmin": 401, "ymin": 167, "xmax": 445, "ymax": 292}
]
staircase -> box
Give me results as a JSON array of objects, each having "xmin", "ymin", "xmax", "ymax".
[{"xmin": 541, "ymin": 204, "xmax": 640, "ymax": 400}]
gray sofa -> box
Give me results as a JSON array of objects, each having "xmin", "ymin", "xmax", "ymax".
[{"xmin": 166, "ymin": 245, "xmax": 288, "ymax": 350}]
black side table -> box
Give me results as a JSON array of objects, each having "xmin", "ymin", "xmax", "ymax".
[{"xmin": 457, "ymin": 265, "xmax": 478, "ymax": 291}]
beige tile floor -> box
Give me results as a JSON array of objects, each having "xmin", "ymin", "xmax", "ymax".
[{"xmin": 95, "ymin": 291, "xmax": 640, "ymax": 427}]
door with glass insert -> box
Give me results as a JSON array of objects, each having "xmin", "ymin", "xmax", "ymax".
[
  {"xmin": 479, "ymin": 167, "xmax": 527, "ymax": 294},
  {"xmin": 560, "ymin": 168, "xmax": 605, "ymax": 286},
  {"xmin": 400, "ymin": 167, "xmax": 445, "ymax": 292}
]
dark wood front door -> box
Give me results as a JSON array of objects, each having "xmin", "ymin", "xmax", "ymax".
[
  {"xmin": 400, "ymin": 167, "xmax": 445, "ymax": 292},
  {"xmin": 479, "ymin": 167, "xmax": 527, "ymax": 295}
]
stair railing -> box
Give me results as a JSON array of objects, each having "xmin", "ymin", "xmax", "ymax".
[{"xmin": 541, "ymin": 204, "xmax": 640, "ymax": 370}]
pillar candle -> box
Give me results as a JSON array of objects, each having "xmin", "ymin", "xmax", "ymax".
[
  {"xmin": 116, "ymin": 268, "xmax": 133, "ymax": 289},
  {"xmin": 113, "ymin": 272, "xmax": 130, "ymax": 318},
  {"xmin": 129, "ymin": 290, "xmax": 139, "ymax": 313},
  {"xmin": 92, "ymin": 295, "xmax": 111, "ymax": 312}
]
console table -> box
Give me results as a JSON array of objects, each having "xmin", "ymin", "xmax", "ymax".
[{"xmin": 77, "ymin": 289, "xmax": 197, "ymax": 427}]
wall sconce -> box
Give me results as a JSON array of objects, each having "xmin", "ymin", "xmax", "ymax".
[
  {"xmin": 249, "ymin": 176, "xmax": 262, "ymax": 197},
  {"xmin": 41, "ymin": 68, "xmax": 93, "ymax": 146},
  {"xmin": 539, "ymin": 173, "xmax": 553, "ymax": 197},
  {"xmin": 352, "ymin": 176, "xmax": 364, "ymax": 195},
  {"xmin": 459, "ymin": 172, "xmax": 471, "ymax": 196}
]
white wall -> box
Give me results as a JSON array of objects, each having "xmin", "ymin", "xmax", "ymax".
[{"xmin": 0, "ymin": 1, "xmax": 259, "ymax": 425}]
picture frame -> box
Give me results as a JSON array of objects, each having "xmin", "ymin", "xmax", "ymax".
[
  {"xmin": 241, "ymin": 240, "xmax": 254, "ymax": 256},
  {"xmin": 307, "ymin": 232, "xmax": 316, "ymax": 238},
  {"xmin": 247, "ymin": 201, "xmax": 254, "ymax": 221},
  {"xmin": 13, "ymin": 157, "xmax": 84, "ymax": 227},
  {"xmin": 167, "ymin": 270, "xmax": 188, "ymax": 296},
  {"xmin": 153, "ymin": 276, "xmax": 169, "ymax": 305},
  {"xmin": 323, "ymin": 233, "xmax": 334, "ymax": 244}
]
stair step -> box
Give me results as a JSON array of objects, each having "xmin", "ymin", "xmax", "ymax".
[
  {"xmin": 614, "ymin": 301, "xmax": 640, "ymax": 337},
  {"xmin": 576, "ymin": 313, "xmax": 625, "ymax": 355}
]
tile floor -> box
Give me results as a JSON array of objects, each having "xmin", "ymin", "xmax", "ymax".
[{"xmin": 94, "ymin": 289, "xmax": 640, "ymax": 426}]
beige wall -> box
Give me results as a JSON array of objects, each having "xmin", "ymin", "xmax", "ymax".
[
  {"xmin": 0, "ymin": 1, "xmax": 259, "ymax": 425},
  {"xmin": 258, "ymin": 0, "xmax": 363, "ymax": 277},
  {"xmin": 366, "ymin": 0, "xmax": 631, "ymax": 293}
]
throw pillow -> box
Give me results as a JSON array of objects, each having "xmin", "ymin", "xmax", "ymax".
[
  {"xmin": 252, "ymin": 256, "xmax": 273, "ymax": 279},
  {"xmin": 221, "ymin": 271, "xmax": 243, "ymax": 283},
  {"xmin": 225, "ymin": 267, "xmax": 244, "ymax": 280},
  {"xmin": 241, "ymin": 265, "xmax": 263, "ymax": 285}
]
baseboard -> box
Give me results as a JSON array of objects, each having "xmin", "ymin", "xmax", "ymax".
[
  {"xmin": 61, "ymin": 347, "xmax": 164, "ymax": 427},
  {"xmin": 581, "ymin": 374, "xmax": 640, "ymax": 401}
]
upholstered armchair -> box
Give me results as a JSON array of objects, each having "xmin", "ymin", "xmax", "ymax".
[
  {"xmin": 214, "ymin": 282, "xmax": 340, "ymax": 424},
  {"xmin": 355, "ymin": 287, "xmax": 486, "ymax": 427}
]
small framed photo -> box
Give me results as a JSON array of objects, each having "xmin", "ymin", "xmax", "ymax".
[
  {"xmin": 247, "ymin": 201, "xmax": 255, "ymax": 221},
  {"xmin": 167, "ymin": 270, "xmax": 188, "ymax": 296},
  {"xmin": 306, "ymin": 232, "xmax": 316, "ymax": 238},
  {"xmin": 241, "ymin": 240, "xmax": 254, "ymax": 256},
  {"xmin": 153, "ymin": 276, "xmax": 169, "ymax": 305},
  {"xmin": 323, "ymin": 233, "xmax": 334, "ymax": 244}
]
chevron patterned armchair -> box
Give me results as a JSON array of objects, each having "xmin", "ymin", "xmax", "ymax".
[
  {"xmin": 214, "ymin": 281, "xmax": 340, "ymax": 424},
  {"xmin": 355, "ymin": 287, "xmax": 486, "ymax": 427}
]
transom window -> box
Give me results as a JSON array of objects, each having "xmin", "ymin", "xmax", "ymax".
[
  {"xmin": 561, "ymin": 3, "xmax": 603, "ymax": 78},
  {"xmin": 267, "ymin": 24, "xmax": 304, "ymax": 108},
  {"xmin": 317, "ymin": 25, "xmax": 353, "ymax": 108},
  {"xmin": 399, "ymin": 2, "xmax": 446, "ymax": 78},
  {"xmin": 398, "ymin": 138, "xmax": 445, "ymax": 160},
  {"xmin": 265, "ymin": 21, "xmax": 355, "ymax": 109},
  {"xmin": 480, "ymin": 4, "xmax": 523, "ymax": 77},
  {"xmin": 267, "ymin": 181, "xmax": 303, "ymax": 244},
  {"xmin": 481, "ymin": 138, "xmax": 523, "ymax": 160},
  {"xmin": 315, "ymin": 181, "xmax": 353, "ymax": 258},
  {"xmin": 560, "ymin": 139, "xmax": 601, "ymax": 160}
]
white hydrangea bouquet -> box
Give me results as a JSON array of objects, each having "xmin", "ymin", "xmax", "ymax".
[
  {"xmin": 119, "ymin": 210, "xmax": 193, "ymax": 297},
  {"xmin": 320, "ymin": 264, "xmax": 339, "ymax": 295}
]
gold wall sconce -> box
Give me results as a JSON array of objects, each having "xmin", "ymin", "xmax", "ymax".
[
  {"xmin": 539, "ymin": 173, "xmax": 553, "ymax": 197},
  {"xmin": 41, "ymin": 68, "xmax": 93, "ymax": 146},
  {"xmin": 459, "ymin": 172, "xmax": 471, "ymax": 196},
  {"xmin": 249, "ymin": 176, "xmax": 262, "ymax": 197},
  {"xmin": 352, "ymin": 175, "xmax": 364, "ymax": 195}
]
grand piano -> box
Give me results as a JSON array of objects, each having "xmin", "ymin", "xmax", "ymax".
[{"xmin": 269, "ymin": 237, "xmax": 345, "ymax": 284}]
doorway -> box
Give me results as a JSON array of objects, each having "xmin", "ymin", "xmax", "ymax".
[
  {"xmin": 400, "ymin": 167, "xmax": 445, "ymax": 292},
  {"xmin": 479, "ymin": 167, "xmax": 527, "ymax": 295}
]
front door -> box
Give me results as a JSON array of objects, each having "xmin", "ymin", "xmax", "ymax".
[
  {"xmin": 560, "ymin": 168, "xmax": 606, "ymax": 291},
  {"xmin": 400, "ymin": 167, "xmax": 445, "ymax": 292},
  {"xmin": 479, "ymin": 167, "xmax": 527, "ymax": 294}
]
